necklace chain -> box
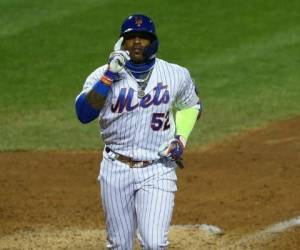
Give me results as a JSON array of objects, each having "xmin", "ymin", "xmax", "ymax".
[{"xmin": 126, "ymin": 68, "xmax": 153, "ymax": 98}]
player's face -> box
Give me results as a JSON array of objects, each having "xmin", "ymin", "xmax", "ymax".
[{"xmin": 123, "ymin": 32, "xmax": 152, "ymax": 63}]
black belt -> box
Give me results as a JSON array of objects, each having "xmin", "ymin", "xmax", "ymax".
[{"xmin": 105, "ymin": 147, "xmax": 153, "ymax": 168}]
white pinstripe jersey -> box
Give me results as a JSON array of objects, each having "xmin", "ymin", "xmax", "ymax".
[{"xmin": 79, "ymin": 58, "xmax": 199, "ymax": 161}]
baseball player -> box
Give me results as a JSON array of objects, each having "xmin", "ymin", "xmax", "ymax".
[{"xmin": 75, "ymin": 14, "xmax": 202, "ymax": 250}]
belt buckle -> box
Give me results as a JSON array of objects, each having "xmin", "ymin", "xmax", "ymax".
[
  {"xmin": 134, "ymin": 162, "xmax": 144, "ymax": 168},
  {"xmin": 128, "ymin": 161, "xmax": 134, "ymax": 168},
  {"xmin": 128, "ymin": 160, "xmax": 144, "ymax": 168}
]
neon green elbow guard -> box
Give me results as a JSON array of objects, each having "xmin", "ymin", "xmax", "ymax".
[{"xmin": 175, "ymin": 107, "xmax": 199, "ymax": 142}]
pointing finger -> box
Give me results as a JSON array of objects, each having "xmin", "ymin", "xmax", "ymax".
[{"xmin": 114, "ymin": 37, "xmax": 124, "ymax": 51}]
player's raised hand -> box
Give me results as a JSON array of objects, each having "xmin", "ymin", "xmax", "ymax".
[{"xmin": 108, "ymin": 37, "xmax": 130, "ymax": 73}]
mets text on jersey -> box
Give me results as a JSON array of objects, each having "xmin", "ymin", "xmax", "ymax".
[{"xmin": 111, "ymin": 82, "xmax": 170, "ymax": 113}]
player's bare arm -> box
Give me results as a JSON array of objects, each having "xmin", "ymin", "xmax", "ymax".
[{"xmin": 85, "ymin": 90, "xmax": 107, "ymax": 110}]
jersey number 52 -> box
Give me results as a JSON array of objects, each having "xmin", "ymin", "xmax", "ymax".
[{"xmin": 151, "ymin": 111, "xmax": 170, "ymax": 131}]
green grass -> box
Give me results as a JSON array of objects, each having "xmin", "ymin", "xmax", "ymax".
[{"xmin": 0, "ymin": 0, "xmax": 299, "ymax": 150}]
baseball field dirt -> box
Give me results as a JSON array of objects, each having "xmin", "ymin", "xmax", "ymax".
[{"xmin": 1, "ymin": 116, "xmax": 300, "ymax": 249}]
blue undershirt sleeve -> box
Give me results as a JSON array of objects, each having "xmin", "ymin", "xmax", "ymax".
[{"xmin": 75, "ymin": 93, "xmax": 100, "ymax": 124}]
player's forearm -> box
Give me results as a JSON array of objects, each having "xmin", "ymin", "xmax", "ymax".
[
  {"xmin": 85, "ymin": 80, "xmax": 110, "ymax": 110},
  {"xmin": 175, "ymin": 105, "xmax": 201, "ymax": 142},
  {"xmin": 75, "ymin": 92, "xmax": 101, "ymax": 123},
  {"xmin": 75, "ymin": 74, "xmax": 113, "ymax": 123}
]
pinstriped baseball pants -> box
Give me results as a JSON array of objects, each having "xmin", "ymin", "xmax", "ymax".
[{"xmin": 98, "ymin": 151, "xmax": 177, "ymax": 250}]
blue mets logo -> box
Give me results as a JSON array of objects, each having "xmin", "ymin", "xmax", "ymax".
[{"xmin": 111, "ymin": 83, "xmax": 170, "ymax": 113}]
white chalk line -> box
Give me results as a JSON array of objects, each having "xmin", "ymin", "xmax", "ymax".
[
  {"xmin": 264, "ymin": 136, "xmax": 300, "ymax": 145},
  {"xmin": 231, "ymin": 215, "xmax": 300, "ymax": 246}
]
